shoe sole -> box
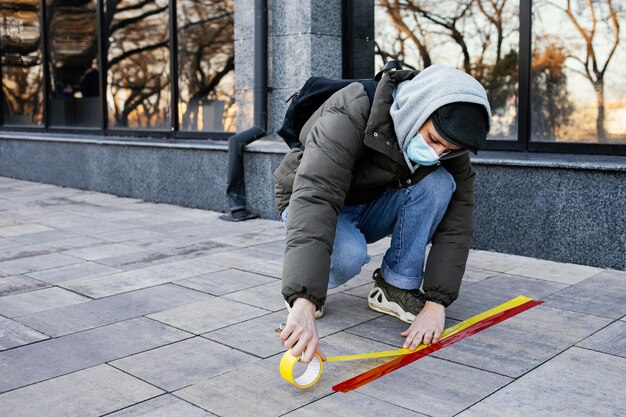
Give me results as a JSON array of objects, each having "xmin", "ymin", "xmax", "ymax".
[{"xmin": 367, "ymin": 287, "xmax": 415, "ymax": 324}]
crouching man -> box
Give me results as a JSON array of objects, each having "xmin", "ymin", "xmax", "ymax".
[{"xmin": 275, "ymin": 64, "xmax": 491, "ymax": 363}]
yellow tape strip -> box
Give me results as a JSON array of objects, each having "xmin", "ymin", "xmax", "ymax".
[
  {"xmin": 325, "ymin": 295, "xmax": 533, "ymax": 363},
  {"xmin": 280, "ymin": 295, "xmax": 534, "ymax": 388}
]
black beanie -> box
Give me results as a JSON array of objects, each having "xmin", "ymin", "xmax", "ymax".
[{"xmin": 431, "ymin": 102, "xmax": 490, "ymax": 154}]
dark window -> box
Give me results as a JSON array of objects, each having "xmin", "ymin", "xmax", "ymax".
[
  {"xmin": 0, "ymin": 0, "xmax": 44, "ymax": 126},
  {"xmin": 104, "ymin": 0, "xmax": 171, "ymax": 129},
  {"xmin": 46, "ymin": 0, "xmax": 100, "ymax": 128},
  {"xmin": 532, "ymin": 1, "xmax": 626, "ymax": 145},
  {"xmin": 371, "ymin": 0, "xmax": 520, "ymax": 141},
  {"xmin": 177, "ymin": 0, "xmax": 235, "ymax": 132}
]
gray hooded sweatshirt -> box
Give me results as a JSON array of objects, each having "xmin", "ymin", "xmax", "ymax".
[{"xmin": 390, "ymin": 64, "xmax": 492, "ymax": 171}]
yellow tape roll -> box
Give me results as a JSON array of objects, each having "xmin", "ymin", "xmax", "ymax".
[{"xmin": 280, "ymin": 350, "xmax": 323, "ymax": 388}]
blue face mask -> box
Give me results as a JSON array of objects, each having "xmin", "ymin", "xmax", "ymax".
[{"xmin": 406, "ymin": 133, "xmax": 443, "ymax": 166}]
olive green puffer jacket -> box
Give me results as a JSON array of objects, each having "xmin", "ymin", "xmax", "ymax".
[{"xmin": 274, "ymin": 70, "xmax": 476, "ymax": 310}]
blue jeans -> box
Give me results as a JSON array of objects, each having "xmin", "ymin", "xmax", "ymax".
[{"xmin": 282, "ymin": 166, "xmax": 456, "ymax": 290}]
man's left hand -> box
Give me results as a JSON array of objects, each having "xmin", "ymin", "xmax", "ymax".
[{"xmin": 400, "ymin": 301, "xmax": 445, "ymax": 350}]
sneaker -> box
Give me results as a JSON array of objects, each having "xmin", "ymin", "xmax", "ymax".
[
  {"xmin": 367, "ymin": 269, "xmax": 425, "ymax": 323},
  {"xmin": 284, "ymin": 300, "xmax": 325, "ymax": 319}
]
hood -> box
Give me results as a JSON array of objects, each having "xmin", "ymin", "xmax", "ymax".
[{"xmin": 389, "ymin": 64, "xmax": 492, "ymax": 169}]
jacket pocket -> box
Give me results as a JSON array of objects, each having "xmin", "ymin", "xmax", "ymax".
[{"xmin": 273, "ymin": 147, "xmax": 303, "ymax": 213}]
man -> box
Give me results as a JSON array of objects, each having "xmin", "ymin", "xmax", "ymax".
[{"xmin": 274, "ymin": 64, "xmax": 491, "ymax": 363}]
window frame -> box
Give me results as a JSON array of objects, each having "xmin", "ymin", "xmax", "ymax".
[
  {"xmin": 343, "ymin": 0, "xmax": 626, "ymax": 156},
  {"xmin": 0, "ymin": 0, "xmax": 236, "ymax": 140}
]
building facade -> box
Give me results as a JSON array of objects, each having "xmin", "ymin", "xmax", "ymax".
[{"xmin": 0, "ymin": 0, "xmax": 625, "ymax": 270}]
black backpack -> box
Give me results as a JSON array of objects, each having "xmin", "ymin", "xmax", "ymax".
[{"xmin": 276, "ymin": 61, "xmax": 402, "ymax": 149}]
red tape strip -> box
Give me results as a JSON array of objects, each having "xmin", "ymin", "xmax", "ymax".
[{"xmin": 332, "ymin": 299, "xmax": 543, "ymax": 393}]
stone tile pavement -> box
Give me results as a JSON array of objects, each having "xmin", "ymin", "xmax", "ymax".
[{"xmin": 0, "ymin": 176, "xmax": 625, "ymax": 417}]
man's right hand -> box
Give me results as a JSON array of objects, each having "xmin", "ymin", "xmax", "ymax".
[{"xmin": 279, "ymin": 298, "xmax": 325, "ymax": 363}]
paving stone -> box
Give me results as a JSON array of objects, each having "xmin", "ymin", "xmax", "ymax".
[
  {"xmin": 367, "ymin": 236, "xmax": 392, "ymax": 255},
  {"xmin": 317, "ymin": 292, "xmax": 382, "ymax": 330},
  {"xmin": 0, "ymin": 287, "xmax": 89, "ymax": 317},
  {"xmin": 176, "ymin": 268, "xmax": 276, "ymax": 296},
  {"xmin": 223, "ymin": 280, "xmax": 285, "ymax": 311},
  {"xmin": 94, "ymin": 228, "xmax": 162, "ymax": 243},
  {"xmin": 543, "ymin": 270, "xmax": 626, "ymax": 319},
  {"xmin": 462, "ymin": 266, "xmax": 499, "ymax": 284},
  {"xmin": 236, "ymin": 239, "xmax": 286, "ymax": 258},
  {"xmin": 0, "ymin": 317, "xmax": 48, "ymax": 350},
  {"xmin": 0, "ymin": 317, "xmax": 188, "ymax": 393},
  {"xmin": 457, "ymin": 347, "xmax": 626, "ymax": 417},
  {"xmin": 0, "ymin": 365, "xmax": 162, "ymax": 417},
  {"xmin": 107, "ymin": 394, "xmax": 215, "ymax": 416},
  {"xmin": 17, "ymin": 284, "xmax": 214, "ymax": 337},
  {"xmin": 65, "ymin": 222, "xmax": 136, "ymax": 235},
  {"xmin": 62, "ymin": 243, "xmax": 145, "ymax": 261},
  {"xmin": 144, "ymin": 220, "xmax": 210, "ymax": 234},
  {"xmin": 432, "ymin": 305, "xmax": 611, "ymax": 377},
  {"xmin": 283, "ymin": 392, "xmax": 427, "ymax": 416},
  {"xmin": 111, "ymin": 337, "xmax": 257, "ymax": 391},
  {"xmin": 8, "ymin": 229, "xmax": 81, "ymax": 244},
  {"xmin": 208, "ymin": 229, "xmax": 285, "ymax": 247},
  {"xmin": 203, "ymin": 309, "xmax": 292, "ymax": 358},
  {"xmin": 25, "ymin": 261, "xmax": 122, "ymax": 284},
  {"xmin": 505, "ymin": 258, "xmax": 603, "ymax": 285},
  {"xmin": 148, "ymin": 297, "xmax": 269, "ymax": 334},
  {"xmin": 0, "ymin": 275, "xmax": 49, "ymax": 296},
  {"xmin": 61, "ymin": 257, "xmax": 226, "ymax": 298},
  {"xmin": 0, "ymin": 237, "xmax": 22, "ymax": 251},
  {"xmin": 90, "ymin": 250, "xmax": 187, "ymax": 270},
  {"xmin": 0, "ymin": 252, "xmax": 83, "ymax": 275},
  {"xmin": 342, "ymin": 283, "xmax": 374, "ymax": 298},
  {"xmin": 577, "ymin": 320, "xmax": 626, "ymax": 358},
  {"xmin": 362, "ymin": 253, "xmax": 384, "ymax": 272},
  {"xmin": 238, "ymin": 259, "xmax": 284, "ymax": 278},
  {"xmin": 175, "ymin": 333, "xmax": 399, "ymax": 417},
  {"xmin": 327, "ymin": 268, "xmax": 375, "ymax": 296},
  {"xmin": 446, "ymin": 273, "xmax": 568, "ymax": 321},
  {"xmin": 466, "ymin": 250, "xmax": 535, "ymax": 273},
  {"xmin": 0, "ymin": 236, "xmax": 107, "ymax": 263},
  {"xmin": 200, "ymin": 251, "xmax": 269, "ymax": 268},
  {"xmin": 0, "ymin": 223, "xmax": 54, "ymax": 237},
  {"xmin": 358, "ymin": 356, "xmax": 512, "ymax": 417}
]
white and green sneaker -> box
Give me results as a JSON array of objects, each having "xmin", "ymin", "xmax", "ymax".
[
  {"xmin": 284, "ymin": 300, "xmax": 325, "ymax": 319},
  {"xmin": 367, "ymin": 269, "xmax": 425, "ymax": 323}
]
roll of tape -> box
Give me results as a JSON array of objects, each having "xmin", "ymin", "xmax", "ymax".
[{"xmin": 279, "ymin": 350, "xmax": 323, "ymax": 389}]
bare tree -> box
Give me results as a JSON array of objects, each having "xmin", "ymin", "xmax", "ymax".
[
  {"xmin": 178, "ymin": 0, "xmax": 235, "ymax": 131},
  {"xmin": 548, "ymin": 0, "xmax": 621, "ymax": 141}
]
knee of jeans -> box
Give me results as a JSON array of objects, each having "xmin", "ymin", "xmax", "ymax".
[
  {"xmin": 330, "ymin": 242, "xmax": 370, "ymax": 281},
  {"xmin": 411, "ymin": 167, "xmax": 456, "ymax": 205}
]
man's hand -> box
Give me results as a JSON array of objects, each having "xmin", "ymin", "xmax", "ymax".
[
  {"xmin": 400, "ymin": 301, "xmax": 445, "ymax": 350},
  {"xmin": 279, "ymin": 298, "xmax": 326, "ymax": 363}
]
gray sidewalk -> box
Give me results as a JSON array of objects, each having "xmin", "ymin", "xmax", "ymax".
[{"xmin": 0, "ymin": 176, "xmax": 624, "ymax": 417}]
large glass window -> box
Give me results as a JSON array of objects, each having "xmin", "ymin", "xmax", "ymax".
[
  {"xmin": 177, "ymin": 0, "xmax": 235, "ymax": 132},
  {"xmin": 47, "ymin": 0, "xmax": 100, "ymax": 128},
  {"xmin": 373, "ymin": 0, "xmax": 520, "ymax": 140},
  {"xmin": 0, "ymin": 0, "xmax": 44, "ymax": 126},
  {"xmin": 105, "ymin": 0, "xmax": 171, "ymax": 129},
  {"xmin": 532, "ymin": 0, "xmax": 626, "ymax": 144}
]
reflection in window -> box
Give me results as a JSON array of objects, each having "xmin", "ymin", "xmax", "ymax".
[
  {"xmin": 0, "ymin": 0, "xmax": 44, "ymax": 125},
  {"xmin": 105, "ymin": 0, "xmax": 170, "ymax": 129},
  {"xmin": 47, "ymin": 0, "xmax": 100, "ymax": 128},
  {"xmin": 177, "ymin": 0, "xmax": 235, "ymax": 132},
  {"xmin": 373, "ymin": 0, "xmax": 520, "ymax": 140},
  {"xmin": 533, "ymin": 1, "xmax": 625, "ymax": 144}
]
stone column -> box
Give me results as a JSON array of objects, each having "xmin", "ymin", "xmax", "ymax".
[{"xmin": 235, "ymin": 0, "xmax": 344, "ymax": 136}]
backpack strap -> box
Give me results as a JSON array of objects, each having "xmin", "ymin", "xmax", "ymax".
[{"xmin": 358, "ymin": 80, "xmax": 378, "ymax": 105}]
